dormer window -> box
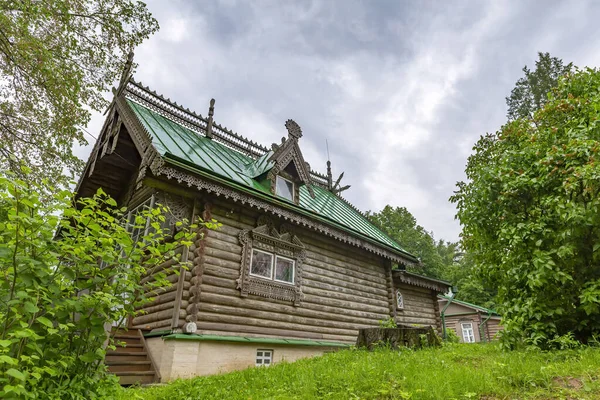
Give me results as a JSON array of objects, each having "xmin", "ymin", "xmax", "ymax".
[{"xmin": 275, "ymin": 175, "xmax": 294, "ymax": 201}]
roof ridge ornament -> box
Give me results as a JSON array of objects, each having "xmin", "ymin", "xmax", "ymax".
[
  {"xmin": 285, "ymin": 119, "xmax": 302, "ymax": 140},
  {"xmin": 206, "ymin": 98, "xmax": 215, "ymax": 139}
]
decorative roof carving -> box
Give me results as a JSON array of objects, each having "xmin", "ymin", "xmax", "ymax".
[
  {"xmin": 393, "ymin": 270, "xmax": 451, "ymax": 293},
  {"xmin": 267, "ymin": 119, "xmax": 315, "ymax": 199}
]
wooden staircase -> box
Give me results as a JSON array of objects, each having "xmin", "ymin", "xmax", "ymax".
[{"xmin": 107, "ymin": 328, "xmax": 161, "ymax": 385}]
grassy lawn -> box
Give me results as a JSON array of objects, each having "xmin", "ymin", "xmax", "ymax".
[{"xmin": 118, "ymin": 343, "xmax": 600, "ymax": 399}]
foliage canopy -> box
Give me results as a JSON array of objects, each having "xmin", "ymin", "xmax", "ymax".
[
  {"xmin": 0, "ymin": 0, "xmax": 158, "ymax": 184},
  {"xmin": 0, "ymin": 171, "xmax": 209, "ymax": 399},
  {"xmin": 453, "ymin": 68, "xmax": 600, "ymax": 348},
  {"xmin": 506, "ymin": 52, "xmax": 572, "ymax": 121}
]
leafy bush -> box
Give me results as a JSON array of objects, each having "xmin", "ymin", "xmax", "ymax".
[
  {"xmin": 0, "ymin": 172, "xmax": 208, "ymax": 399},
  {"xmin": 378, "ymin": 317, "xmax": 398, "ymax": 328},
  {"xmin": 445, "ymin": 328, "xmax": 461, "ymax": 344},
  {"xmin": 452, "ymin": 68, "xmax": 600, "ymax": 349}
]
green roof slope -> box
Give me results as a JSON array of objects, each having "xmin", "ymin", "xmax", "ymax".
[{"xmin": 127, "ymin": 99, "xmax": 410, "ymax": 256}]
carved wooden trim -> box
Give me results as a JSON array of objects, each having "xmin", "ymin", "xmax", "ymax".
[
  {"xmin": 237, "ymin": 222, "xmax": 306, "ymax": 306},
  {"xmin": 153, "ymin": 165, "xmax": 415, "ymax": 266},
  {"xmin": 393, "ymin": 271, "xmax": 450, "ymax": 293},
  {"xmin": 114, "ymin": 92, "xmax": 415, "ymax": 266}
]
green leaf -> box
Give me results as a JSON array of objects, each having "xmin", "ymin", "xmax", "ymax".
[
  {"xmin": 5, "ymin": 368, "xmax": 25, "ymax": 381},
  {"xmin": 37, "ymin": 316, "xmax": 53, "ymax": 328}
]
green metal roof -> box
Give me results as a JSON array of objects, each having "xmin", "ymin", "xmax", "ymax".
[{"xmin": 127, "ymin": 98, "xmax": 413, "ymax": 258}]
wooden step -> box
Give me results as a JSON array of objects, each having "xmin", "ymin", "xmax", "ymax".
[
  {"xmin": 115, "ymin": 371, "xmax": 156, "ymax": 386},
  {"xmin": 106, "ymin": 351, "xmax": 148, "ymax": 362},
  {"xmin": 113, "ymin": 336, "xmax": 142, "ymax": 345},
  {"xmin": 113, "ymin": 343, "xmax": 145, "ymax": 352},
  {"xmin": 108, "ymin": 361, "xmax": 152, "ymax": 373}
]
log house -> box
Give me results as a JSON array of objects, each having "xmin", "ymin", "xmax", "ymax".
[{"xmin": 75, "ymin": 62, "xmax": 451, "ymax": 382}]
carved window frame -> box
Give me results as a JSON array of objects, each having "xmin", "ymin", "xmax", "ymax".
[
  {"xmin": 238, "ymin": 224, "xmax": 306, "ymax": 306},
  {"xmin": 396, "ymin": 289, "xmax": 404, "ymax": 310}
]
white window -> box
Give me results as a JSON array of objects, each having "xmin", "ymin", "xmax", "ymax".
[
  {"xmin": 256, "ymin": 349, "xmax": 273, "ymax": 366},
  {"xmin": 126, "ymin": 196, "xmax": 155, "ymax": 245},
  {"xmin": 250, "ymin": 250, "xmax": 274, "ymax": 279},
  {"xmin": 461, "ymin": 322, "xmax": 475, "ymax": 343},
  {"xmin": 275, "ymin": 176, "xmax": 295, "ymax": 201},
  {"xmin": 396, "ymin": 290, "xmax": 404, "ymax": 310},
  {"xmin": 274, "ymin": 255, "xmax": 295, "ymax": 284}
]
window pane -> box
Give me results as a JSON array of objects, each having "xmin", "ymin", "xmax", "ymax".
[
  {"xmin": 251, "ymin": 250, "xmax": 273, "ymax": 278},
  {"xmin": 276, "ymin": 176, "xmax": 294, "ymax": 201},
  {"xmin": 257, "ymin": 352, "xmax": 263, "ymax": 357},
  {"xmin": 275, "ymin": 257, "xmax": 294, "ymax": 283}
]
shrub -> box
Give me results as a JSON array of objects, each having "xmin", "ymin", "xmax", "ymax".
[{"xmin": 0, "ymin": 171, "xmax": 211, "ymax": 398}]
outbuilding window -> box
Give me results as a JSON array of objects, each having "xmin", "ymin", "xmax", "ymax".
[
  {"xmin": 256, "ymin": 349, "xmax": 273, "ymax": 366},
  {"xmin": 275, "ymin": 175, "xmax": 295, "ymax": 201},
  {"xmin": 461, "ymin": 322, "xmax": 475, "ymax": 343}
]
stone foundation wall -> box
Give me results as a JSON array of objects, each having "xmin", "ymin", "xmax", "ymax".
[{"xmin": 146, "ymin": 337, "xmax": 337, "ymax": 381}]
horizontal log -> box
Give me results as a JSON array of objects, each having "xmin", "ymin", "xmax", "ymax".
[
  {"xmin": 199, "ymin": 292, "xmax": 383, "ymax": 326},
  {"xmin": 203, "ymin": 263, "xmax": 239, "ymax": 280},
  {"xmin": 199, "ymin": 285, "xmax": 388, "ymax": 321},
  {"xmin": 133, "ymin": 309, "xmax": 185, "ymax": 325},
  {"xmin": 132, "ymin": 318, "xmax": 172, "ymax": 331},
  {"xmin": 302, "ymin": 275, "xmax": 387, "ymax": 301},
  {"xmin": 139, "ymin": 299, "xmax": 189, "ymax": 316},
  {"xmin": 205, "ymin": 247, "xmax": 241, "ymax": 263},
  {"xmin": 203, "ymin": 255, "xmax": 240, "ymax": 271},
  {"xmin": 303, "ymin": 264, "xmax": 387, "ymax": 292},
  {"xmin": 144, "ymin": 289, "xmax": 189, "ymax": 306},
  {"xmin": 141, "ymin": 269, "xmax": 180, "ymax": 286},
  {"xmin": 302, "ymin": 286, "xmax": 388, "ymax": 309},
  {"xmin": 207, "ymin": 229, "xmax": 239, "ymax": 245},
  {"xmin": 206, "ymin": 235, "xmax": 242, "ymax": 254},
  {"xmin": 305, "ymin": 250, "xmax": 385, "ymax": 283},
  {"xmin": 396, "ymin": 315, "xmax": 437, "ymax": 325},
  {"xmin": 195, "ymin": 321, "xmax": 355, "ymax": 342},
  {"xmin": 198, "ymin": 302, "xmax": 368, "ymax": 333}
]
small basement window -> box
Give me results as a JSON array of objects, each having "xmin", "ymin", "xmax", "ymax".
[
  {"xmin": 256, "ymin": 349, "xmax": 273, "ymax": 366},
  {"xmin": 275, "ymin": 175, "xmax": 295, "ymax": 201},
  {"xmin": 461, "ymin": 322, "xmax": 475, "ymax": 343}
]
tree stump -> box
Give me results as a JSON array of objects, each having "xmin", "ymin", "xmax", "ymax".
[{"xmin": 356, "ymin": 324, "xmax": 441, "ymax": 350}]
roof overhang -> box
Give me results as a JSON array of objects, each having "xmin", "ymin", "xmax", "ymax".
[{"xmin": 393, "ymin": 270, "xmax": 452, "ymax": 293}]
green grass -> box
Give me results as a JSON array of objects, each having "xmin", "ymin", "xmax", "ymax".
[{"xmin": 118, "ymin": 343, "xmax": 600, "ymax": 399}]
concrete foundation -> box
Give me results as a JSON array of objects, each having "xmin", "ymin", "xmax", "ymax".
[{"xmin": 146, "ymin": 337, "xmax": 338, "ymax": 381}]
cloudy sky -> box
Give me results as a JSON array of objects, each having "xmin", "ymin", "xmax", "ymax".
[{"xmin": 78, "ymin": 0, "xmax": 600, "ymax": 242}]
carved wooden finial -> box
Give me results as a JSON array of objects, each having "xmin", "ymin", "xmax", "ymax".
[
  {"xmin": 206, "ymin": 98, "xmax": 215, "ymax": 139},
  {"xmin": 327, "ymin": 160, "xmax": 332, "ymax": 190},
  {"xmin": 285, "ymin": 119, "xmax": 302, "ymax": 140}
]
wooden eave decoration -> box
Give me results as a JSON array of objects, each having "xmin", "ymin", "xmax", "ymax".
[
  {"xmin": 268, "ymin": 119, "xmax": 315, "ymax": 200},
  {"xmin": 393, "ymin": 271, "xmax": 451, "ymax": 293}
]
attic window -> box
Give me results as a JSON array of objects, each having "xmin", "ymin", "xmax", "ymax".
[{"xmin": 275, "ymin": 176, "xmax": 294, "ymax": 201}]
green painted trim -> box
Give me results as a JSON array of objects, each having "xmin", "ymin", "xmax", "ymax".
[
  {"xmin": 163, "ymin": 155, "xmax": 418, "ymax": 263},
  {"xmin": 445, "ymin": 312, "xmax": 501, "ymax": 318},
  {"xmin": 161, "ymin": 333, "xmax": 350, "ymax": 348}
]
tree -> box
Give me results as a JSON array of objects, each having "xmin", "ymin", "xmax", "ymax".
[
  {"xmin": 506, "ymin": 52, "xmax": 572, "ymax": 121},
  {"xmin": 452, "ymin": 68, "xmax": 600, "ymax": 349},
  {"xmin": 0, "ymin": 170, "xmax": 215, "ymax": 398},
  {"xmin": 368, "ymin": 206, "xmax": 445, "ymax": 278},
  {"xmin": 441, "ymin": 252, "xmax": 497, "ymax": 310},
  {"xmin": 0, "ymin": 1, "xmax": 159, "ymax": 185}
]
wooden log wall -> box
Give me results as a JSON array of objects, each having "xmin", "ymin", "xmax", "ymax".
[
  {"xmin": 131, "ymin": 244, "xmax": 189, "ymax": 331},
  {"xmin": 188, "ymin": 197, "xmax": 392, "ymax": 343},
  {"xmin": 394, "ymin": 283, "xmax": 439, "ymax": 329}
]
